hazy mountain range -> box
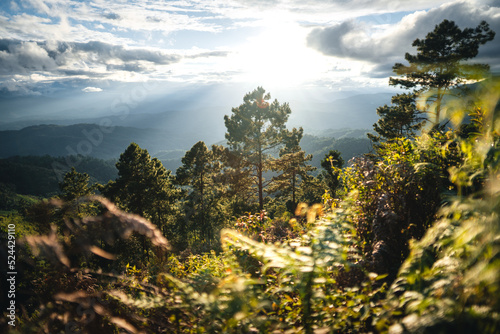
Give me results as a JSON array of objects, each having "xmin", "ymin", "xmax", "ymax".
[{"xmin": 0, "ymin": 83, "xmax": 391, "ymax": 161}]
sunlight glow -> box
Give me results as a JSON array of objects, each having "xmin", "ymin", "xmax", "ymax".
[{"xmin": 231, "ymin": 20, "xmax": 329, "ymax": 88}]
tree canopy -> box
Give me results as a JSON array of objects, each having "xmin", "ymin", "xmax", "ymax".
[
  {"xmin": 390, "ymin": 19, "xmax": 495, "ymax": 124},
  {"xmin": 270, "ymin": 127, "xmax": 316, "ymax": 211},
  {"xmin": 176, "ymin": 141, "xmax": 228, "ymax": 247},
  {"xmin": 224, "ymin": 86, "xmax": 292, "ymax": 210},
  {"xmin": 369, "ymin": 93, "xmax": 426, "ymax": 142}
]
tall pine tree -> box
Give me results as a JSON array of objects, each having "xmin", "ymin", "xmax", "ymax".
[
  {"xmin": 368, "ymin": 93, "xmax": 426, "ymax": 142},
  {"xmin": 102, "ymin": 143, "xmax": 179, "ymax": 256},
  {"xmin": 224, "ymin": 87, "xmax": 291, "ymax": 210},
  {"xmin": 269, "ymin": 127, "xmax": 315, "ymax": 211},
  {"xmin": 176, "ymin": 141, "xmax": 228, "ymax": 248},
  {"xmin": 390, "ymin": 19, "xmax": 495, "ymax": 124}
]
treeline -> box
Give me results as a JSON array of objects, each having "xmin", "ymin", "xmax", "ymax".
[{"xmin": 0, "ymin": 132, "xmax": 372, "ymax": 197}]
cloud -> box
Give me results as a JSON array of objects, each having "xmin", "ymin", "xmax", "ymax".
[
  {"xmin": 71, "ymin": 41, "xmax": 182, "ymax": 65},
  {"xmin": 103, "ymin": 12, "xmax": 120, "ymax": 20},
  {"xmin": 0, "ymin": 39, "xmax": 58, "ymax": 74},
  {"xmin": 106, "ymin": 63, "xmax": 147, "ymax": 72},
  {"xmin": 82, "ymin": 86, "xmax": 102, "ymax": 92},
  {"xmin": 307, "ymin": 1, "xmax": 500, "ymax": 76},
  {"xmin": 186, "ymin": 50, "xmax": 231, "ymax": 59},
  {"xmin": 0, "ymin": 36, "xmax": 231, "ymax": 94},
  {"xmin": 226, "ymin": 0, "xmax": 453, "ymax": 22},
  {"xmin": 307, "ymin": 21, "xmax": 371, "ymax": 60},
  {"xmin": 0, "ymin": 39, "xmax": 183, "ymax": 76}
]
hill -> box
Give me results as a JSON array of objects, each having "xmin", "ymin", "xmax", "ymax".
[
  {"xmin": 0, "ymin": 123, "xmax": 194, "ymax": 160},
  {"xmin": 0, "ymin": 155, "xmax": 117, "ymax": 197},
  {"xmin": 0, "ymin": 125, "xmax": 373, "ymax": 197}
]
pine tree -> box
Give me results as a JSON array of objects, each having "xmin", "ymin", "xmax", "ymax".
[
  {"xmin": 59, "ymin": 167, "xmax": 94, "ymax": 202},
  {"xmin": 176, "ymin": 141, "xmax": 228, "ymax": 247},
  {"xmin": 102, "ymin": 143, "xmax": 179, "ymax": 257},
  {"xmin": 222, "ymin": 149, "xmax": 257, "ymax": 215},
  {"xmin": 270, "ymin": 127, "xmax": 316, "ymax": 211},
  {"xmin": 390, "ymin": 19, "xmax": 495, "ymax": 124},
  {"xmin": 368, "ymin": 93, "xmax": 426, "ymax": 142},
  {"xmin": 224, "ymin": 87, "xmax": 292, "ymax": 210},
  {"xmin": 59, "ymin": 167, "xmax": 98, "ymax": 216},
  {"xmin": 320, "ymin": 150, "xmax": 344, "ymax": 198}
]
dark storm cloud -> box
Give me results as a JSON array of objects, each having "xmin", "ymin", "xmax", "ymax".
[
  {"xmin": 307, "ymin": 1, "xmax": 500, "ymax": 77},
  {"xmin": 0, "ymin": 39, "xmax": 58, "ymax": 74}
]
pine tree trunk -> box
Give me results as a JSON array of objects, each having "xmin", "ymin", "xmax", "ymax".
[
  {"xmin": 258, "ymin": 137, "xmax": 264, "ymax": 211},
  {"xmin": 200, "ymin": 171, "xmax": 208, "ymax": 245},
  {"xmin": 435, "ymin": 87, "xmax": 442, "ymax": 124}
]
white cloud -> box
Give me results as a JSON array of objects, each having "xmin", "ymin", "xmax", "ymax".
[
  {"xmin": 0, "ymin": 39, "xmax": 185, "ymax": 75},
  {"xmin": 82, "ymin": 86, "xmax": 102, "ymax": 92},
  {"xmin": 306, "ymin": 1, "xmax": 500, "ymax": 77}
]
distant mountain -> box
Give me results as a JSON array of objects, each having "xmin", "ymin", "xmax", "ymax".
[
  {"xmin": 0, "ymin": 122, "xmax": 373, "ymax": 176},
  {"xmin": 300, "ymin": 134, "xmax": 373, "ymax": 168},
  {"xmin": 287, "ymin": 93, "xmax": 392, "ymax": 131},
  {"xmin": 0, "ymin": 155, "xmax": 117, "ymax": 197},
  {"xmin": 0, "ymin": 123, "xmax": 194, "ymax": 160},
  {"xmin": 0, "ymin": 83, "xmax": 393, "ymax": 135}
]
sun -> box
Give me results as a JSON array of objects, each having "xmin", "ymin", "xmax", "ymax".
[{"xmin": 232, "ymin": 20, "xmax": 328, "ymax": 88}]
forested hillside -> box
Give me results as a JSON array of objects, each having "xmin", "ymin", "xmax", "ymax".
[
  {"xmin": 1, "ymin": 19, "xmax": 499, "ymax": 334},
  {"xmin": 0, "ymin": 131, "xmax": 372, "ymax": 199}
]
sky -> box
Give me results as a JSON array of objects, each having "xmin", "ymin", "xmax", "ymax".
[{"xmin": 0, "ymin": 0, "xmax": 499, "ymax": 123}]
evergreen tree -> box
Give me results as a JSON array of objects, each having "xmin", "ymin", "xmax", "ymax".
[
  {"xmin": 102, "ymin": 143, "xmax": 179, "ymax": 256},
  {"xmin": 390, "ymin": 19, "xmax": 495, "ymax": 124},
  {"xmin": 270, "ymin": 127, "xmax": 316, "ymax": 211},
  {"xmin": 59, "ymin": 167, "xmax": 97, "ymax": 216},
  {"xmin": 320, "ymin": 150, "xmax": 344, "ymax": 198},
  {"xmin": 222, "ymin": 149, "xmax": 257, "ymax": 215},
  {"xmin": 224, "ymin": 87, "xmax": 292, "ymax": 210},
  {"xmin": 176, "ymin": 141, "xmax": 228, "ymax": 248},
  {"xmin": 59, "ymin": 167, "xmax": 94, "ymax": 202},
  {"xmin": 368, "ymin": 93, "xmax": 426, "ymax": 142}
]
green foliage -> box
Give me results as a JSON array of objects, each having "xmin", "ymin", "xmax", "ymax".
[
  {"xmin": 341, "ymin": 134, "xmax": 458, "ymax": 281},
  {"xmin": 369, "ymin": 93, "xmax": 426, "ymax": 142},
  {"xmin": 103, "ymin": 143, "xmax": 179, "ymax": 227},
  {"xmin": 372, "ymin": 61, "xmax": 500, "ymax": 334},
  {"xmin": 320, "ymin": 149, "xmax": 344, "ymax": 198},
  {"xmin": 270, "ymin": 127, "xmax": 316, "ymax": 211},
  {"xmin": 59, "ymin": 167, "xmax": 100, "ymax": 217},
  {"xmin": 102, "ymin": 143, "xmax": 180, "ymax": 258},
  {"xmin": 377, "ymin": 195, "xmax": 500, "ymax": 333},
  {"xmin": 176, "ymin": 141, "xmax": 230, "ymax": 251},
  {"xmin": 59, "ymin": 167, "xmax": 94, "ymax": 201}
]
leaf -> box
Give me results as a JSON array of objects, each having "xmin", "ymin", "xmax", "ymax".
[
  {"xmin": 23, "ymin": 226, "xmax": 71, "ymax": 268},
  {"xmin": 88, "ymin": 245, "xmax": 116, "ymax": 260},
  {"xmin": 84, "ymin": 196, "xmax": 171, "ymax": 250}
]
